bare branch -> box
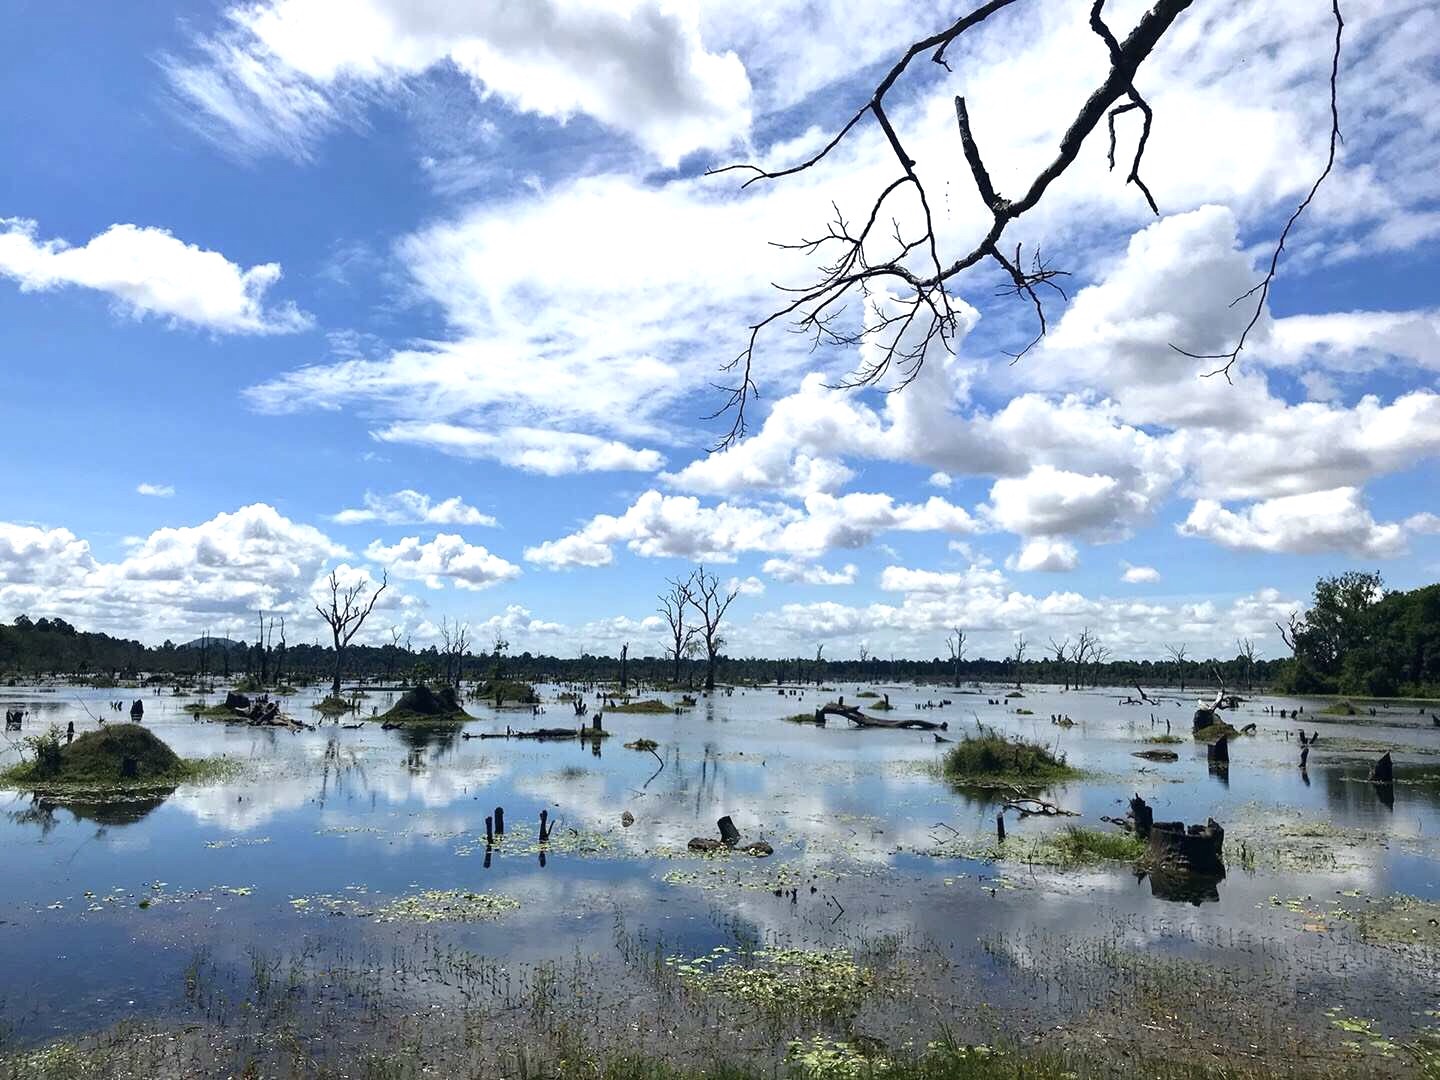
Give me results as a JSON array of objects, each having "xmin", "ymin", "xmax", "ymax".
[{"xmin": 1173, "ymin": 0, "xmax": 1344, "ymax": 382}]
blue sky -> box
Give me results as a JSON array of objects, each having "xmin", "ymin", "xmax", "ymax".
[{"xmin": 1, "ymin": 0, "xmax": 1437, "ymax": 661}]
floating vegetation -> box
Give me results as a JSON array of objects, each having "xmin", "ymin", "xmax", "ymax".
[
  {"xmin": 1333, "ymin": 892, "xmax": 1440, "ymax": 947},
  {"xmin": 928, "ymin": 826, "xmax": 1143, "ymax": 868},
  {"xmin": 666, "ymin": 946, "xmax": 875, "ymax": 1014},
  {"xmin": 454, "ymin": 826, "xmax": 614, "ymax": 858},
  {"xmin": 1143, "ymin": 735, "xmax": 1183, "ymax": 744},
  {"xmin": 288, "ymin": 886, "xmax": 518, "ymax": 922},
  {"xmin": 624, "ymin": 737, "xmax": 660, "ymax": 750},
  {"xmin": 941, "ymin": 733, "xmax": 1078, "ymax": 788},
  {"xmin": 312, "ymin": 695, "xmax": 357, "ymax": 715},
  {"xmin": 203, "ymin": 836, "xmax": 271, "ymax": 849},
  {"xmin": 1192, "ymin": 722, "xmax": 1239, "ymax": 742}
]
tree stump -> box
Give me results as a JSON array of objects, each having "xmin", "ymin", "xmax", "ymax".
[
  {"xmin": 1129, "ymin": 795, "xmax": 1154, "ymax": 839},
  {"xmin": 1147, "ymin": 819, "xmax": 1225, "ymax": 875},
  {"xmin": 1207, "ymin": 734, "xmax": 1229, "ymax": 764},
  {"xmin": 1369, "ymin": 751, "xmax": 1393, "ymax": 784},
  {"xmin": 717, "ymin": 815, "xmax": 741, "ymax": 847}
]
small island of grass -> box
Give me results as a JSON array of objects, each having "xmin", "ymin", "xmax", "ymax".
[
  {"xmin": 479, "ymin": 678, "xmax": 539, "ymax": 708},
  {"xmin": 376, "ymin": 685, "xmax": 470, "ymax": 725},
  {"xmin": 1, "ymin": 724, "xmax": 231, "ymax": 792},
  {"xmin": 942, "ymin": 731, "xmax": 1079, "ymax": 788},
  {"xmin": 609, "ymin": 698, "xmax": 677, "ymax": 714}
]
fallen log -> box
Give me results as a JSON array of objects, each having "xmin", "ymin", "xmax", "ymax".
[{"xmin": 817, "ymin": 701, "xmax": 947, "ymax": 731}]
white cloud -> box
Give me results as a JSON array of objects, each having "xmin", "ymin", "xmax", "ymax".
[
  {"xmin": 525, "ymin": 489, "xmax": 978, "ymax": 569},
  {"xmin": 332, "ymin": 490, "xmax": 496, "ymax": 527},
  {"xmin": 373, "ymin": 422, "xmax": 663, "ymax": 475},
  {"xmin": 365, "ymin": 534, "xmax": 521, "ymax": 591},
  {"xmin": 136, "ymin": 483, "xmax": 176, "ymax": 498},
  {"xmin": 984, "ymin": 465, "xmax": 1152, "ymax": 540},
  {"xmin": 0, "ymin": 523, "xmax": 97, "ymax": 588},
  {"xmin": 0, "ymin": 218, "xmax": 310, "ymax": 334},
  {"xmin": 1406, "ymin": 512, "xmax": 1440, "ymax": 535},
  {"xmin": 1121, "ymin": 563, "xmax": 1161, "ymax": 584},
  {"xmin": 1178, "ymin": 488, "xmax": 1408, "ymax": 557},
  {"xmin": 166, "ymin": 0, "xmax": 752, "ymax": 165},
  {"xmin": 761, "ymin": 558, "xmax": 857, "ymax": 586},
  {"xmin": 727, "ymin": 575, "xmax": 765, "ymax": 597},
  {"xmin": 927, "ymin": 472, "xmax": 952, "ymax": 489},
  {"xmin": 1007, "ymin": 537, "xmax": 1080, "ymax": 573}
]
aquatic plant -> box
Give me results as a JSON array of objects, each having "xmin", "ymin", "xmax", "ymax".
[
  {"xmin": 666, "ymin": 946, "xmax": 874, "ymax": 1014},
  {"xmin": 941, "ymin": 733, "xmax": 1078, "ymax": 788},
  {"xmin": 610, "ymin": 699, "xmax": 676, "ymax": 714},
  {"xmin": 1, "ymin": 724, "xmax": 231, "ymax": 790}
]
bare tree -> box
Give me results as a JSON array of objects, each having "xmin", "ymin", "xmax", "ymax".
[
  {"xmin": 315, "ymin": 569, "xmax": 388, "ymax": 699},
  {"xmin": 1072, "ymin": 627, "xmax": 1096, "ymax": 690},
  {"xmin": 1011, "ymin": 634, "xmax": 1029, "ymax": 689},
  {"xmin": 945, "ymin": 627, "xmax": 966, "ymax": 687},
  {"xmin": 1090, "ymin": 641, "xmax": 1112, "ymax": 686},
  {"xmin": 1236, "ymin": 637, "xmax": 1258, "ymax": 692},
  {"xmin": 386, "ymin": 626, "xmax": 403, "ymax": 684},
  {"xmin": 706, "ymin": 1, "xmax": 1346, "ymax": 445},
  {"xmin": 687, "ymin": 565, "xmax": 741, "ymax": 691},
  {"xmin": 1275, "ymin": 611, "xmax": 1302, "ymax": 654},
  {"xmin": 658, "ymin": 575, "xmax": 699, "ymax": 686},
  {"xmin": 273, "ymin": 616, "xmax": 286, "ymax": 686},
  {"xmin": 1048, "ymin": 636, "xmax": 1071, "ymax": 691},
  {"xmin": 620, "ymin": 641, "xmax": 630, "ymax": 693},
  {"xmin": 439, "ymin": 618, "xmax": 470, "ymax": 689},
  {"xmin": 813, "ymin": 643, "xmax": 826, "ymax": 686},
  {"xmin": 1164, "ymin": 642, "xmax": 1189, "ymax": 692}
]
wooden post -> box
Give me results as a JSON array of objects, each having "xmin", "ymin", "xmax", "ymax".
[
  {"xmin": 539, "ymin": 809, "xmax": 550, "ymax": 843},
  {"xmin": 485, "ymin": 815, "xmax": 493, "ymax": 845},
  {"xmin": 494, "ymin": 806, "xmax": 505, "ymax": 835},
  {"xmin": 717, "ymin": 816, "xmax": 740, "ymax": 847},
  {"xmin": 995, "ymin": 813, "xmax": 1005, "ymax": 842}
]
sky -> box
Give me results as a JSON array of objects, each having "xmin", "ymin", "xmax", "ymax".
[{"xmin": 1, "ymin": 0, "xmax": 1437, "ymax": 663}]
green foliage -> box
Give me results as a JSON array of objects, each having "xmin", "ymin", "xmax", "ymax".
[
  {"xmin": 942, "ymin": 732, "xmax": 1078, "ymax": 788},
  {"xmin": 2, "ymin": 723, "xmax": 229, "ymax": 790},
  {"xmin": 481, "ymin": 678, "xmax": 539, "ymax": 707},
  {"xmin": 1280, "ymin": 573, "xmax": 1440, "ymax": 696}
]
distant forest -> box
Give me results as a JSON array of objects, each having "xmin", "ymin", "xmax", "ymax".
[{"xmin": 1, "ymin": 573, "xmax": 1435, "ymax": 697}]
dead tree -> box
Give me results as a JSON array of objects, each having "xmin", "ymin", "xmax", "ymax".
[
  {"xmin": 1048, "ymin": 636, "xmax": 1071, "ymax": 691},
  {"xmin": 812, "ymin": 643, "xmax": 826, "ymax": 686},
  {"xmin": 687, "ymin": 565, "xmax": 740, "ymax": 691},
  {"xmin": 620, "ymin": 641, "xmax": 629, "ymax": 693},
  {"xmin": 706, "ymin": 0, "xmax": 1347, "ymax": 444},
  {"xmin": 946, "ymin": 627, "xmax": 966, "ymax": 687},
  {"xmin": 439, "ymin": 618, "xmax": 470, "ymax": 689},
  {"xmin": 1236, "ymin": 637, "xmax": 1258, "ymax": 692},
  {"xmin": 1165, "ymin": 643, "xmax": 1189, "ymax": 692},
  {"xmin": 315, "ymin": 569, "xmax": 387, "ymax": 699},
  {"xmin": 1011, "ymin": 635, "xmax": 1028, "ymax": 689},
  {"xmin": 1275, "ymin": 611, "xmax": 1303, "ymax": 654},
  {"xmin": 658, "ymin": 575, "xmax": 698, "ymax": 686}
]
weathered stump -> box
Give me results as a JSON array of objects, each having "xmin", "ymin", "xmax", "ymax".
[
  {"xmin": 1369, "ymin": 751, "xmax": 1393, "ymax": 784},
  {"xmin": 1147, "ymin": 819, "xmax": 1225, "ymax": 876},
  {"xmin": 1207, "ymin": 734, "xmax": 1229, "ymax": 764},
  {"xmin": 718, "ymin": 815, "xmax": 741, "ymax": 847},
  {"xmin": 225, "ymin": 691, "xmax": 251, "ymax": 711},
  {"xmin": 130, "ymin": 700, "xmax": 144, "ymax": 720},
  {"xmin": 1191, "ymin": 707, "xmax": 1215, "ymax": 733},
  {"xmin": 1129, "ymin": 795, "xmax": 1154, "ymax": 840}
]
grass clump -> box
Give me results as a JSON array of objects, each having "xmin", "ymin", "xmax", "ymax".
[
  {"xmin": 1, "ymin": 724, "xmax": 231, "ymax": 791},
  {"xmin": 942, "ymin": 732, "xmax": 1078, "ymax": 788},
  {"xmin": 1144, "ymin": 734, "xmax": 1183, "ymax": 744},
  {"xmin": 1193, "ymin": 722, "xmax": 1239, "ymax": 742},
  {"xmin": 624, "ymin": 738, "xmax": 659, "ymax": 751},
  {"xmin": 610, "ymin": 698, "xmax": 675, "ymax": 714},
  {"xmin": 377, "ymin": 684, "xmax": 468, "ymax": 724},
  {"xmin": 1322, "ymin": 700, "xmax": 1358, "ymax": 716},
  {"xmin": 782, "ymin": 711, "xmax": 823, "ymax": 724},
  {"xmin": 312, "ymin": 695, "xmax": 357, "ymax": 715}
]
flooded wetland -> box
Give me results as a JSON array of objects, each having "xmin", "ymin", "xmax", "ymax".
[{"xmin": 2, "ymin": 680, "xmax": 1438, "ymax": 1079}]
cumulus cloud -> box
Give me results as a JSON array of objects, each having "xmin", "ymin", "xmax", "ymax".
[
  {"xmin": 1178, "ymin": 488, "xmax": 1408, "ymax": 557},
  {"xmin": 984, "ymin": 465, "xmax": 1152, "ymax": 540},
  {"xmin": 1007, "ymin": 537, "xmax": 1080, "ymax": 573},
  {"xmin": 332, "ymin": 490, "xmax": 495, "ymax": 527},
  {"xmin": 365, "ymin": 534, "xmax": 521, "ymax": 590},
  {"xmin": 165, "ymin": 0, "xmax": 752, "ymax": 165},
  {"xmin": 136, "ymin": 483, "xmax": 175, "ymax": 498},
  {"xmin": 372, "ymin": 422, "xmax": 663, "ymax": 475},
  {"xmin": 1121, "ymin": 562, "xmax": 1161, "ymax": 584},
  {"xmin": 0, "ymin": 218, "xmax": 310, "ymax": 334},
  {"xmin": 762, "ymin": 558, "xmax": 858, "ymax": 586},
  {"xmin": 525, "ymin": 489, "xmax": 977, "ymax": 569}
]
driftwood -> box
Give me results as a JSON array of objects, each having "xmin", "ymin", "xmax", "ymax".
[
  {"xmin": 1002, "ymin": 796, "xmax": 1077, "ymax": 818},
  {"xmin": 478, "ymin": 725, "xmax": 609, "ymax": 741},
  {"xmin": 817, "ymin": 701, "xmax": 947, "ymax": 731}
]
